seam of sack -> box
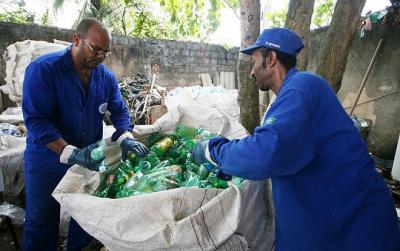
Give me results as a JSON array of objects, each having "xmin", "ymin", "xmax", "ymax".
[
  {"xmin": 189, "ymin": 215, "xmax": 204, "ymax": 251},
  {"xmin": 217, "ymin": 191, "xmax": 235, "ymax": 233},
  {"xmin": 200, "ymin": 207, "xmax": 217, "ymax": 249}
]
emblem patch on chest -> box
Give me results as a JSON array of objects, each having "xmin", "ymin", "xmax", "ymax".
[
  {"xmin": 99, "ymin": 102, "xmax": 108, "ymax": 114},
  {"xmin": 265, "ymin": 117, "xmax": 277, "ymax": 125}
]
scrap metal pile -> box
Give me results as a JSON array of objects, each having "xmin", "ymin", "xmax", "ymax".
[{"xmin": 105, "ymin": 73, "xmax": 165, "ymax": 125}]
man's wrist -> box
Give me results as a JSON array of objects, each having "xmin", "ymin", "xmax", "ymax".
[
  {"xmin": 60, "ymin": 145, "xmax": 77, "ymax": 164},
  {"xmin": 116, "ymin": 131, "xmax": 134, "ymax": 145},
  {"xmin": 204, "ymin": 143, "xmax": 217, "ymax": 166}
]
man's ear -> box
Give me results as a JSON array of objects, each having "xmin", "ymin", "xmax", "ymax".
[
  {"xmin": 269, "ymin": 51, "xmax": 277, "ymax": 67},
  {"xmin": 72, "ymin": 34, "xmax": 80, "ymax": 47}
]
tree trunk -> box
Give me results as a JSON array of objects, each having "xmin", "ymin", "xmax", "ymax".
[
  {"xmin": 316, "ymin": 0, "xmax": 366, "ymax": 93},
  {"xmin": 285, "ymin": 0, "xmax": 315, "ymax": 71},
  {"xmin": 238, "ymin": 0, "xmax": 260, "ymax": 134}
]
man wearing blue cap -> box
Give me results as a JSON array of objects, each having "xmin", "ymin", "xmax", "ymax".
[{"xmin": 192, "ymin": 28, "xmax": 400, "ymax": 250}]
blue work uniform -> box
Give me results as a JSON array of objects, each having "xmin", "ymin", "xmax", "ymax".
[
  {"xmin": 209, "ymin": 68, "xmax": 400, "ymax": 250},
  {"xmin": 22, "ymin": 46, "xmax": 132, "ymax": 251}
]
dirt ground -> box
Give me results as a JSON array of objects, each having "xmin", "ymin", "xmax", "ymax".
[{"xmin": 0, "ymin": 222, "xmax": 22, "ymax": 251}]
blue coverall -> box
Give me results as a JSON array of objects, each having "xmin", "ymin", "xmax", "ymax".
[
  {"xmin": 209, "ymin": 68, "xmax": 400, "ymax": 250},
  {"xmin": 22, "ymin": 46, "xmax": 132, "ymax": 251}
]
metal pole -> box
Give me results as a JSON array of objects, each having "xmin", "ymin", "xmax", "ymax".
[{"xmin": 349, "ymin": 38, "xmax": 384, "ymax": 117}]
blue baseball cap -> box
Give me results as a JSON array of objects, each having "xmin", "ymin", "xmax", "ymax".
[{"xmin": 240, "ymin": 28, "xmax": 304, "ymax": 57}]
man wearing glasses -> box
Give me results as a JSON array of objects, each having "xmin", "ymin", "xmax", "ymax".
[{"xmin": 22, "ymin": 18, "xmax": 148, "ymax": 250}]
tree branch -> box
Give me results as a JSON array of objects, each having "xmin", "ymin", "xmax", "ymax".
[{"xmin": 221, "ymin": 0, "xmax": 240, "ymax": 19}]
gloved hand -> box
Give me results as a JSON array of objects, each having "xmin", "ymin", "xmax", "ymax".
[
  {"xmin": 60, "ymin": 142, "xmax": 105, "ymax": 171},
  {"xmin": 191, "ymin": 139, "xmax": 218, "ymax": 166},
  {"xmin": 191, "ymin": 139, "xmax": 211, "ymax": 165},
  {"xmin": 193, "ymin": 141, "xmax": 232, "ymax": 181},
  {"xmin": 117, "ymin": 132, "xmax": 149, "ymax": 161}
]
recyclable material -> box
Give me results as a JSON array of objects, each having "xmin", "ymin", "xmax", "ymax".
[{"xmin": 93, "ymin": 124, "xmax": 245, "ymax": 198}]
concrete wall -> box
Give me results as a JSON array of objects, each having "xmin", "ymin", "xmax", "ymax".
[
  {"xmin": 0, "ymin": 22, "xmax": 74, "ymax": 110},
  {"xmin": 1, "ymin": 21, "xmax": 399, "ymax": 159},
  {"xmin": 0, "ymin": 21, "xmax": 238, "ymax": 109},
  {"xmin": 308, "ymin": 24, "xmax": 400, "ymax": 159}
]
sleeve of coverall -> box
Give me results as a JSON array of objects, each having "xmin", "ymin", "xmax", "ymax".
[
  {"xmin": 208, "ymin": 89, "xmax": 315, "ymax": 180},
  {"xmin": 107, "ymin": 75, "xmax": 134, "ymax": 141},
  {"xmin": 22, "ymin": 62, "xmax": 62, "ymax": 145}
]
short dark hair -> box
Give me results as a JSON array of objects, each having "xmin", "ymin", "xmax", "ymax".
[
  {"xmin": 75, "ymin": 18, "xmax": 105, "ymax": 37},
  {"xmin": 262, "ymin": 48, "xmax": 297, "ymax": 70}
]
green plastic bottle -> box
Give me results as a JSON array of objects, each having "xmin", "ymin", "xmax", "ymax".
[
  {"xmin": 141, "ymin": 152, "xmax": 161, "ymax": 167},
  {"xmin": 150, "ymin": 137, "xmax": 174, "ymax": 158},
  {"xmin": 128, "ymin": 152, "xmax": 137, "ymax": 164},
  {"xmin": 207, "ymin": 172, "xmax": 228, "ymax": 189},
  {"xmin": 150, "ymin": 160, "xmax": 173, "ymax": 171},
  {"xmin": 133, "ymin": 160, "xmax": 152, "ymax": 173},
  {"xmin": 173, "ymin": 139, "xmax": 197, "ymax": 165},
  {"xmin": 182, "ymin": 171, "xmax": 201, "ymax": 187},
  {"xmin": 184, "ymin": 155, "xmax": 200, "ymax": 173},
  {"xmin": 198, "ymin": 164, "xmax": 210, "ymax": 180},
  {"xmin": 107, "ymin": 161, "xmax": 136, "ymax": 197},
  {"xmin": 174, "ymin": 124, "xmax": 199, "ymax": 138},
  {"xmin": 196, "ymin": 128, "xmax": 216, "ymax": 140},
  {"xmin": 148, "ymin": 133, "xmax": 166, "ymax": 145}
]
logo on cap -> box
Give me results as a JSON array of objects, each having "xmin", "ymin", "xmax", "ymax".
[{"xmin": 266, "ymin": 41, "xmax": 281, "ymax": 49}]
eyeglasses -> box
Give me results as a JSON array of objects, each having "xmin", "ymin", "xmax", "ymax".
[{"xmin": 83, "ymin": 39, "xmax": 112, "ymax": 57}]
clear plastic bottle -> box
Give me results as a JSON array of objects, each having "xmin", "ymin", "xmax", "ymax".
[
  {"xmin": 90, "ymin": 140, "xmax": 107, "ymax": 172},
  {"xmin": 91, "ymin": 140, "xmax": 106, "ymax": 161}
]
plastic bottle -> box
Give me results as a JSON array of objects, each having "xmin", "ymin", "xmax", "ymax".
[
  {"xmin": 207, "ymin": 172, "xmax": 228, "ymax": 189},
  {"xmin": 150, "ymin": 137, "xmax": 174, "ymax": 158},
  {"xmin": 184, "ymin": 157, "xmax": 200, "ymax": 173},
  {"xmin": 148, "ymin": 133, "xmax": 166, "ymax": 145},
  {"xmin": 174, "ymin": 124, "xmax": 216, "ymax": 140},
  {"xmin": 133, "ymin": 160, "xmax": 152, "ymax": 173},
  {"xmin": 182, "ymin": 171, "xmax": 201, "ymax": 187},
  {"xmin": 107, "ymin": 161, "xmax": 136, "ymax": 197},
  {"xmin": 174, "ymin": 124, "xmax": 199, "ymax": 138},
  {"xmin": 94, "ymin": 175, "xmax": 113, "ymax": 197},
  {"xmin": 147, "ymin": 165, "xmax": 183, "ymax": 190},
  {"xmin": 128, "ymin": 152, "xmax": 136, "ymax": 164},
  {"xmin": 198, "ymin": 164, "xmax": 210, "ymax": 180},
  {"xmin": 150, "ymin": 160, "xmax": 173, "ymax": 171},
  {"xmin": 90, "ymin": 140, "xmax": 106, "ymax": 161},
  {"xmin": 196, "ymin": 128, "xmax": 216, "ymax": 140},
  {"xmin": 173, "ymin": 140, "xmax": 197, "ymax": 165},
  {"xmin": 89, "ymin": 140, "xmax": 108, "ymax": 172},
  {"xmin": 141, "ymin": 152, "xmax": 161, "ymax": 167}
]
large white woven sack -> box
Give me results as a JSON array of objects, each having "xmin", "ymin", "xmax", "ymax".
[
  {"xmin": 53, "ymin": 104, "xmax": 274, "ymax": 250},
  {"xmin": 2, "ymin": 40, "xmax": 67, "ymax": 104}
]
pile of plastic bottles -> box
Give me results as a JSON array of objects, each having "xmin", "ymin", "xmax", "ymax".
[{"xmin": 93, "ymin": 124, "xmax": 244, "ymax": 198}]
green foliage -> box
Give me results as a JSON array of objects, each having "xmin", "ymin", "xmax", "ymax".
[
  {"xmin": 0, "ymin": 1, "xmax": 35, "ymax": 24},
  {"xmin": 265, "ymin": 8, "xmax": 287, "ymax": 28},
  {"xmin": 156, "ymin": 0, "xmax": 238, "ymax": 40},
  {"xmin": 51, "ymin": 0, "xmax": 239, "ymax": 41},
  {"xmin": 265, "ymin": 0, "xmax": 336, "ymax": 29},
  {"xmin": 0, "ymin": 10, "xmax": 34, "ymax": 24},
  {"xmin": 312, "ymin": 0, "xmax": 335, "ymax": 28},
  {"xmin": 41, "ymin": 9, "xmax": 50, "ymax": 26}
]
